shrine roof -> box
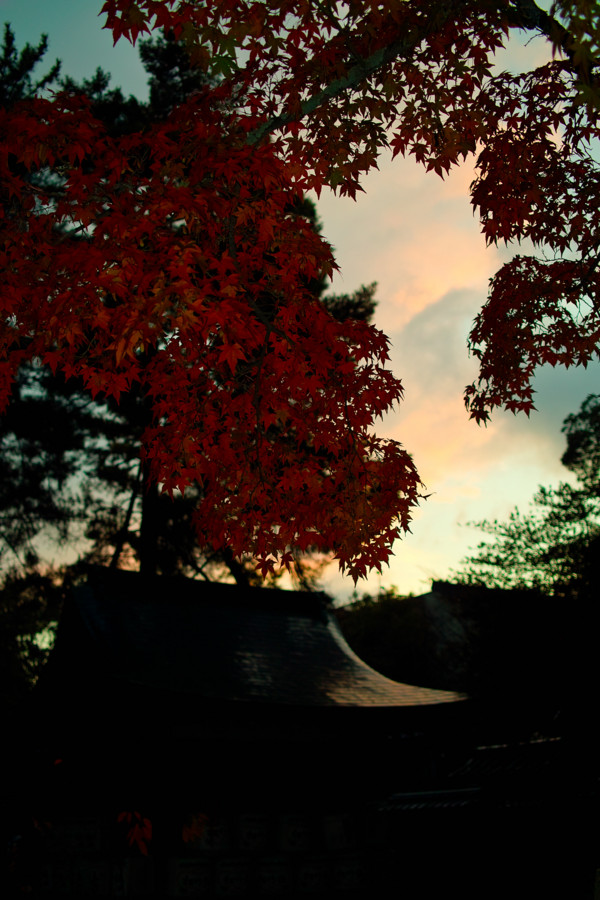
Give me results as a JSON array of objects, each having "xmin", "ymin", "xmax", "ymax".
[{"xmin": 59, "ymin": 568, "xmax": 462, "ymax": 708}]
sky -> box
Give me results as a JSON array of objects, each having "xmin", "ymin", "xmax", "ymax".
[{"xmin": 2, "ymin": 0, "xmax": 599, "ymax": 601}]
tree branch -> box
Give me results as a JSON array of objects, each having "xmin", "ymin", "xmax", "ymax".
[
  {"xmin": 247, "ymin": 0, "xmax": 598, "ymax": 149},
  {"xmin": 506, "ymin": 0, "xmax": 599, "ymax": 80},
  {"xmin": 247, "ymin": 5, "xmax": 460, "ymax": 146}
]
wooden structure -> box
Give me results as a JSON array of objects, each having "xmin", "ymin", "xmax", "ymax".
[{"xmin": 4, "ymin": 568, "xmax": 596, "ymax": 898}]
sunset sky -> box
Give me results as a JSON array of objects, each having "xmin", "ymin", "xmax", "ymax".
[{"xmin": 3, "ymin": 0, "xmax": 599, "ymax": 600}]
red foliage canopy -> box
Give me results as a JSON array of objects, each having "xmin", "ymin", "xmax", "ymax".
[{"xmin": 0, "ymin": 0, "xmax": 598, "ymax": 579}]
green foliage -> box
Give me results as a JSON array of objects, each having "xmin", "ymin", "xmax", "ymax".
[
  {"xmin": 139, "ymin": 29, "xmax": 213, "ymax": 118},
  {"xmin": 552, "ymin": 0, "xmax": 600, "ymax": 73},
  {"xmin": 0, "ymin": 568, "xmax": 67, "ymax": 714},
  {"xmin": 0, "ymin": 22, "xmax": 60, "ymax": 106},
  {"xmin": 59, "ymin": 67, "xmax": 147, "ymax": 137},
  {"xmin": 0, "ymin": 364, "xmax": 128, "ymax": 573},
  {"xmin": 454, "ymin": 393, "xmax": 600, "ymax": 598},
  {"xmin": 561, "ymin": 392, "xmax": 600, "ymax": 489}
]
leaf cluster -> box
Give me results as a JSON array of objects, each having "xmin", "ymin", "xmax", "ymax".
[
  {"xmin": 2, "ymin": 0, "xmax": 600, "ymax": 577},
  {"xmin": 454, "ymin": 393, "xmax": 600, "ymax": 599},
  {"xmin": 0, "ymin": 25, "xmax": 400, "ymax": 583}
]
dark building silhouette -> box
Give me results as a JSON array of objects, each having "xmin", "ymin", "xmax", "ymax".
[{"xmin": 3, "ymin": 569, "xmax": 596, "ymax": 898}]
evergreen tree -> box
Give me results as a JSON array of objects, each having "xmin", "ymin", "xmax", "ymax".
[{"xmin": 0, "ymin": 22, "xmax": 60, "ymax": 106}]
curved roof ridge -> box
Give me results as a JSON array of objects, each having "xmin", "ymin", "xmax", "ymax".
[{"xmin": 67, "ymin": 568, "xmax": 464, "ymax": 708}]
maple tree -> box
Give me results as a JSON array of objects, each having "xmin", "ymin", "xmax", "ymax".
[
  {"xmin": 1, "ymin": 31, "xmax": 375, "ymax": 726},
  {"xmin": 0, "ymin": 28, "xmax": 379, "ymax": 588},
  {"xmin": 1, "ymin": 0, "xmax": 599, "ymax": 580}
]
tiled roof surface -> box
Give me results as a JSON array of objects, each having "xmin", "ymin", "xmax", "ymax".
[{"xmin": 70, "ymin": 569, "xmax": 462, "ymax": 708}]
